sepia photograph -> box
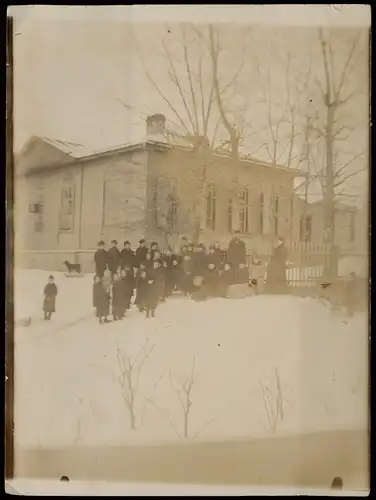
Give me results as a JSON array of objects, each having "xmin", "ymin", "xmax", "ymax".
[{"xmin": 7, "ymin": 4, "xmax": 370, "ymax": 496}]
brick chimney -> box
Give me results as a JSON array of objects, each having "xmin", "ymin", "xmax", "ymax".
[{"xmin": 146, "ymin": 114, "xmax": 166, "ymax": 136}]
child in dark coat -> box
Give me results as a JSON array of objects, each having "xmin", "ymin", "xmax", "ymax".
[
  {"xmin": 111, "ymin": 273, "xmax": 125, "ymax": 321},
  {"xmin": 43, "ymin": 275, "xmax": 58, "ymax": 320},
  {"xmin": 145, "ymin": 260, "xmax": 164, "ymax": 318},
  {"xmin": 93, "ymin": 276, "xmax": 111, "ymax": 324},
  {"xmin": 135, "ymin": 262, "xmax": 148, "ymax": 312},
  {"xmin": 162, "ymin": 248, "xmax": 178, "ymax": 299},
  {"xmin": 205, "ymin": 258, "xmax": 220, "ymax": 297},
  {"xmin": 122, "ymin": 265, "xmax": 135, "ymax": 311}
]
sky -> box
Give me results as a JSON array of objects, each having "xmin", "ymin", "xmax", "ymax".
[{"xmin": 11, "ymin": 6, "xmax": 370, "ymax": 202}]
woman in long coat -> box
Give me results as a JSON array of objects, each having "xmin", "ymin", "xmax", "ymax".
[
  {"xmin": 93, "ymin": 276, "xmax": 111, "ymax": 323},
  {"xmin": 43, "ymin": 275, "xmax": 58, "ymax": 320},
  {"xmin": 265, "ymin": 238, "xmax": 288, "ymax": 294}
]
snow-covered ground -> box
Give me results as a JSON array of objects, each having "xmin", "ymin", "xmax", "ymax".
[{"xmin": 14, "ymin": 269, "xmax": 369, "ymax": 450}]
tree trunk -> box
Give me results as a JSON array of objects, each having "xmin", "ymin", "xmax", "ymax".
[{"xmin": 323, "ymin": 104, "xmax": 337, "ymax": 280}]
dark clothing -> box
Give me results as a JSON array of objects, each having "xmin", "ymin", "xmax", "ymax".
[
  {"xmin": 93, "ymin": 282, "xmax": 110, "ymax": 318},
  {"xmin": 266, "ymin": 244, "xmax": 288, "ymax": 294},
  {"xmin": 112, "ymin": 280, "xmax": 126, "ymax": 319},
  {"xmin": 205, "ymin": 267, "xmax": 220, "ymax": 296},
  {"xmin": 228, "ymin": 238, "xmax": 247, "ymax": 265},
  {"xmin": 145, "ymin": 267, "xmax": 164, "ymax": 310},
  {"xmin": 135, "ymin": 269, "xmax": 148, "ymax": 311},
  {"xmin": 107, "ymin": 247, "xmax": 121, "ymax": 275},
  {"xmin": 94, "ymin": 248, "xmax": 108, "ymax": 277},
  {"xmin": 135, "ymin": 246, "xmax": 149, "ymax": 267},
  {"xmin": 162, "ymin": 255, "xmax": 177, "ymax": 298},
  {"xmin": 193, "ymin": 251, "xmax": 207, "ymax": 277},
  {"xmin": 120, "ymin": 248, "xmax": 135, "ymax": 270},
  {"xmin": 43, "ymin": 283, "xmax": 58, "ymax": 318},
  {"xmin": 228, "ymin": 238, "xmax": 247, "ymax": 284},
  {"xmin": 122, "ymin": 269, "xmax": 135, "ymax": 310},
  {"xmin": 181, "ymin": 254, "xmax": 194, "ymax": 294}
]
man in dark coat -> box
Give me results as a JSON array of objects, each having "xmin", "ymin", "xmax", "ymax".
[
  {"xmin": 227, "ymin": 231, "xmax": 247, "ymax": 284},
  {"xmin": 93, "ymin": 276, "xmax": 111, "ymax": 324},
  {"xmin": 120, "ymin": 241, "xmax": 135, "ymax": 270},
  {"xmin": 162, "ymin": 247, "xmax": 177, "ymax": 299},
  {"xmin": 265, "ymin": 237, "xmax": 288, "ymax": 294},
  {"xmin": 205, "ymin": 248, "xmax": 221, "ymax": 296},
  {"xmin": 135, "ymin": 262, "xmax": 148, "ymax": 312},
  {"xmin": 180, "ymin": 248, "xmax": 195, "ymax": 296},
  {"xmin": 43, "ymin": 275, "xmax": 58, "ymax": 320},
  {"xmin": 193, "ymin": 243, "xmax": 207, "ymax": 278},
  {"xmin": 145, "ymin": 260, "xmax": 164, "ymax": 318},
  {"xmin": 214, "ymin": 241, "xmax": 227, "ymax": 267},
  {"xmin": 94, "ymin": 240, "xmax": 108, "ymax": 278},
  {"xmin": 135, "ymin": 239, "xmax": 149, "ymax": 268},
  {"xmin": 107, "ymin": 240, "xmax": 121, "ymax": 279}
]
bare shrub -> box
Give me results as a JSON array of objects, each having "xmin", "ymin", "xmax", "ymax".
[
  {"xmin": 259, "ymin": 366, "xmax": 294, "ymax": 434},
  {"xmin": 113, "ymin": 339, "xmax": 155, "ymax": 430}
]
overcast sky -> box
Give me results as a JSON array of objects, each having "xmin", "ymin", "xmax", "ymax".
[{"xmin": 11, "ymin": 6, "xmax": 370, "ymax": 202}]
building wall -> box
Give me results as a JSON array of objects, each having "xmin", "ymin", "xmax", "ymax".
[
  {"xmin": 146, "ymin": 146, "xmax": 295, "ymax": 250},
  {"xmin": 292, "ymin": 197, "xmax": 366, "ymax": 251},
  {"xmin": 17, "ymin": 149, "xmax": 149, "ymax": 271}
]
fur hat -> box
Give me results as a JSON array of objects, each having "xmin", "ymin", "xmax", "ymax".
[
  {"xmin": 111, "ymin": 239, "xmax": 118, "ymax": 245},
  {"xmin": 124, "ymin": 240, "xmax": 131, "ymax": 246},
  {"xmin": 139, "ymin": 239, "xmax": 146, "ymax": 244},
  {"xmin": 151, "ymin": 241, "xmax": 158, "ymax": 247}
]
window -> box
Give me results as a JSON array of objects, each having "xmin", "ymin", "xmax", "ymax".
[
  {"xmin": 300, "ymin": 215, "xmax": 312, "ymax": 242},
  {"xmin": 259, "ymin": 193, "xmax": 264, "ymax": 234},
  {"xmin": 32, "ymin": 179, "xmax": 45, "ymax": 232},
  {"xmin": 239, "ymin": 189, "xmax": 249, "ymax": 233},
  {"xmin": 272, "ymin": 195, "xmax": 279, "ymax": 235},
  {"xmin": 153, "ymin": 176, "xmax": 178, "ymax": 230},
  {"xmin": 206, "ymin": 183, "xmax": 216, "ymax": 230},
  {"xmin": 227, "ymin": 197, "xmax": 233, "ymax": 233},
  {"xmin": 166, "ymin": 194, "xmax": 178, "ymax": 229},
  {"xmin": 59, "ymin": 177, "xmax": 75, "ymax": 231}
]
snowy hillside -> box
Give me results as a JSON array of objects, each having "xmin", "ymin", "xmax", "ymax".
[{"xmin": 14, "ymin": 269, "xmax": 369, "ymax": 450}]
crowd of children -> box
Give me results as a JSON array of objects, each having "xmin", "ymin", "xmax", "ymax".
[{"xmin": 92, "ymin": 234, "xmax": 250, "ymax": 323}]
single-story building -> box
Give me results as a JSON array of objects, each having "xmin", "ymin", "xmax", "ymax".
[{"xmin": 15, "ymin": 114, "xmax": 303, "ymax": 272}]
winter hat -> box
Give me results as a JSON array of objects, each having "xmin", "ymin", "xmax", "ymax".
[
  {"xmin": 151, "ymin": 241, "xmax": 158, "ymax": 247},
  {"xmin": 98, "ymin": 240, "xmax": 105, "ymax": 246},
  {"xmin": 139, "ymin": 239, "xmax": 146, "ymax": 244},
  {"xmin": 48, "ymin": 275, "xmax": 54, "ymax": 280},
  {"xmin": 124, "ymin": 240, "xmax": 131, "ymax": 246},
  {"xmin": 111, "ymin": 239, "xmax": 118, "ymax": 245}
]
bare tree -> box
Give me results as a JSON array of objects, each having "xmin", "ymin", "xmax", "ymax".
[
  {"xmin": 113, "ymin": 339, "xmax": 155, "ymax": 430},
  {"xmin": 146, "ymin": 356, "xmax": 214, "ymax": 440},
  {"xmin": 309, "ymin": 27, "xmax": 368, "ymax": 260},
  {"xmin": 258, "ymin": 367, "xmax": 294, "ymax": 434}
]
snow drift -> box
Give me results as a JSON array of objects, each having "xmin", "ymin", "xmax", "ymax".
[{"xmin": 13, "ymin": 269, "xmax": 368, "ymax": 449}]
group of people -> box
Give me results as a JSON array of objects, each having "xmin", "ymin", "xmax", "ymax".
[
  {"xmin": 41, "ymin": 233, "xmax": 289, "ymax": 324},
  {"xmin": 92, "ymin": 232, "xmax": 251, "ymax": 323}
]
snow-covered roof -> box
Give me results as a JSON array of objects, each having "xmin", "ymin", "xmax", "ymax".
[{"xmin": 18, "ymin": 134, "xmax": 303, "ymax": 177}]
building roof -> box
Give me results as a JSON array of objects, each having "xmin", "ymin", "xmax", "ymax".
[{"xmin": 17, "ymin": 134, "xmax": 304, "ymax": 178}]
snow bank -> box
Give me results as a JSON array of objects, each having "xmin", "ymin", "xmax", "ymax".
[{"xmin": 14, "ymin": 269, "xmax": 369, "ymax": 449}]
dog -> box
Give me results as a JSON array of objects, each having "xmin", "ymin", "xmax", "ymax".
[{"xmin": 63, "ymin": 260, "xmax": 81, "ymax": 274}]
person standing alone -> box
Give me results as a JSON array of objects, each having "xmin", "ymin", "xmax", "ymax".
[{"xmin": 43, "ymin": 275, "xmax": 58, "ymax": 320}]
